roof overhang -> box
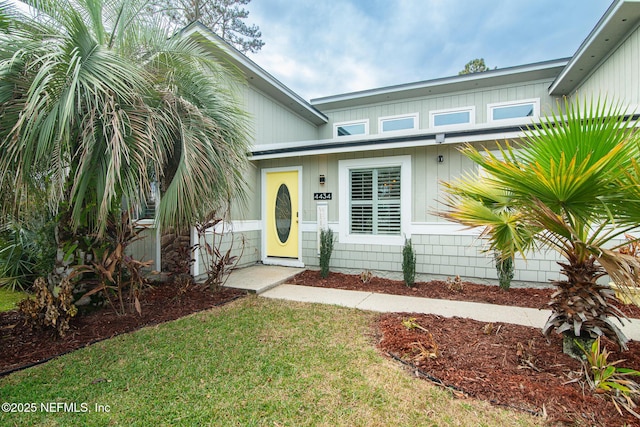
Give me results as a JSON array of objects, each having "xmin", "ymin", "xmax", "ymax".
[
  {"xmin": 549, "ymin": 0, "xmax": 640, "ymax": 96},
  {"xmin": 250, "ymin": 124, "xmax": 530, "ymax": 160},
  {"xmin": 251, "ymin": 112, "xmax": 640, "ymax": 160},
  {"xmin": 311, "ymin": 59, "xmax": 568, "ymax": 111},
  {"xmin": 179, "ymin": 22, "xmax": 328, "ymax": 126}
]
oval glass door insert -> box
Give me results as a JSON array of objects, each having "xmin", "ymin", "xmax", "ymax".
[{"xmin": 275, "ymin": 184, "xmax": 292, "ymax": 244}]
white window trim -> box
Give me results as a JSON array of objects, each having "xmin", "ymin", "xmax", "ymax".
[
  {"xmin": 333, "ymin": 119, "xmax": 369, "ymax": 138},
  {"xmin": 338, "ymin": 155, "xmax": 411, "ymax": 246},
  {"xmin": 429, "ymin": 106, "xmax": 475, "ymax": 130},
  {"xmin": 378, "ymin": 113, "xmax": 419, "ymax": 134},
  {"xmin": 487, "ymin": 98, "xmax": 540, "ymax": 125}
]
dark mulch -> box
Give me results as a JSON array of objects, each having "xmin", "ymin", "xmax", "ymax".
[
  {"xmin": 289, "ymin": 270, "xmax": 640, "ymax": 318},
  {"xmin": 0, "ymin": 282, "xmax": 245, "ymax": 375},
  {"xmin": 293, "ymin": 270, "xmax": 640, "ymax": 426}
]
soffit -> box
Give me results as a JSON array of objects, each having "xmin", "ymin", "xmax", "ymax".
[{"xmin": 549, "ymin": 0, "xmax": 640, "ymax": 95}]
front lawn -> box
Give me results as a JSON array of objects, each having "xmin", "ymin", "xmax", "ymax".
[
  {"xmin": 0, "ymin": 297, "xmax": 540, "ymax": 426},
  {"xmin": 0, "ymin": 287, "xmax": 28, "ymax": 312}
]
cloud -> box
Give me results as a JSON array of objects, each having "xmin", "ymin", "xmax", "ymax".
[{"xmin": 246, "ymin": 0, "xmax": 610, "ymax": 101}]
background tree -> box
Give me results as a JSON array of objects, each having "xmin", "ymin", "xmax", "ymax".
[
  {"xmin": 459, "ymin": 58, "xmax": 492, "ymax": 75},
  {"xmin": 440, "ymin": 99, "xmax": 640, "ymax": 353},
  {"xmin": 150, "ymin": 0, "xmax": 264, "ymax": 53},
  {"xmin": 0, "ymin": 0, "xmax": 251, "ymax": 262}
]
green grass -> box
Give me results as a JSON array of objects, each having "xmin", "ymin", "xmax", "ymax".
[
  {"xmin": 0, "ymin": 297, "xmax": 542, "ymax": 426},
  {"xmin": 0, "ymin": 287, "xmax": 28, "ymax": 312}
]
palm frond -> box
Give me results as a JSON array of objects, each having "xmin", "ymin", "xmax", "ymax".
[{"xmin": 0, "ymin": 0, "xmax": 251, "ymax": 235}]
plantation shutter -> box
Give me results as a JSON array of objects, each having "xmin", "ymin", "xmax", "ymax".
[
  {"xmin": 376, "ymin": 168, "xmax": 401, "ymax": 235},
  {"xmin": 349, "ymin": 167, "xmax": 401, "ymax": 235},
  {"xmin": 350, "ymin": 170, "xmax": 374, "ymax": 233}
]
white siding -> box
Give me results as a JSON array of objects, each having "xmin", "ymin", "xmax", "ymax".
[
  {"xmin": 243, "ymin": 86, "xmax": 319, "ymax": 145},
  {"xmin": 317, "ymin": 80, "xmax": 561, "ymax": 139}
]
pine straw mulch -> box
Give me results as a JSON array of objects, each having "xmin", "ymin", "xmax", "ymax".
[
  {"xmin": 291, "ymin": 270, "xmax": 640, "ymax": 426},
  {"xmin": 0, "ymin": 282, "xmax": 245, "ymax": 376}
]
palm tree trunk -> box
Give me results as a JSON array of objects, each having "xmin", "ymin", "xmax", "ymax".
[
  {"xmin": 544, "ymin": 256, "xmax": 628, "ymax": 354},
  {"xmin": 160, "ymin": 227, "xmax": 193, "ymax": 278}
]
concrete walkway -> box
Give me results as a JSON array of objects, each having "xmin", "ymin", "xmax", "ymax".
[
  {"xmin": 225, "ymin": 265, "xmax": 640, "ymax": 341},
  {"xmin": 224, "ymin": 264, "xmax": 305, "ymax": 294}
]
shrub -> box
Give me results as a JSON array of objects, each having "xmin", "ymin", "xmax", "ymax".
[
  {"xmin": 80, "ymin": 212, "xmax": 152, "ymax": 315},
  {"xmin": 402, "ymin": 238, "xmax": 416, "ymax": 287},
  {"xmin": 195, "ymin": 210, "xmax": 245, "ymax": 292},
  {"xmin": 495, "ymin": 252, "xmax": 514, "ymax": 290},
  {"xmin": 19, "ymin": 276, "xmax": 77, "ymax": 337},
  {"xmin": 319, "ymin": 228, "xmax": 334, "ymax": 279},
  {"xmin": 446, "ymin": 275, "xmax": 464, "ymax": 292},
  {"xmin": 580, "ymin": 336, "xmax": 640, "ymax": 418},
  {"xmin": 0, "ymin": 218, "xmax": 56, "ymax": 291},
  {"xmin": 360, "ymin": 270, "xmax": 372, "ymax": 284}
]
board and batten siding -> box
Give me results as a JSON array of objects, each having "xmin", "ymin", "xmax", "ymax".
[
  {"xmin": 256, "ymin": 144, "xmax": 569, "ymax": 284},
  {"xmin": 229, "ymin": 162, "xmax": 261, "ymax": 221},
  {"xmin": 572, "ymin": 25, "xmax": 640, "ymax": 107},
  {"xmin": 256, "ymin": 143, "xmax": 491, "ymax": 228},
  {"xmin": 316, "ymin": 80, "xmax": 561, "ymax": 139},
  {"xmin": 241, "ymin": 85, "xmax": 319, "ymax": 146}
]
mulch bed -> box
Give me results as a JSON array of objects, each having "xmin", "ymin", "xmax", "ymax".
[
  {"xmin": 293, "ymin": 270, "xmax": 640, "ymax": 426},
  {"xmin": 377, "ymin": 313, "xmax": 640, "ymax": 426},
  {"xmin": 0, "ymin": 283, "xmax": 245, "ymax": 376},
  {"xmin": 289, "ymin": 269, "xmax": 640, "ymax": 318}
]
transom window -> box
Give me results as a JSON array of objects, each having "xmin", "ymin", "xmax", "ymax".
[
  {"xmin": 350, "ymin": 167, "xmax": 401, "ymax": 235},
  {"xmin": 379, "ymin": 113, "xmax": 418, "ymax": 133},
  {"xmin": 488, "ymin": 99, "xmax": 539, "ymax": 123},
  {"xmin": 430, "ymin": 107, "xmax": 475, "ymax": 129},
  {"xmin": 334, "ymin": 120, "xmax": 369, "ymax": 137}
]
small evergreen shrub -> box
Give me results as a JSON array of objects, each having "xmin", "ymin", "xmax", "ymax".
[
  {"xmin": 495, "ymin": 252, "xmax": 514, "ymax": 290},
  {"xmin": 319, "ymin": 228, "xmax": 334, "ymax": 278},
  {"xmin": 402, "ymin": 238, "xmax": 416, "ymax": 287}
]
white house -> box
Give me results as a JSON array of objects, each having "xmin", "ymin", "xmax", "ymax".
[{"xmin": 133, "ymin": 0, "xmax": 640, "ymax": 284}]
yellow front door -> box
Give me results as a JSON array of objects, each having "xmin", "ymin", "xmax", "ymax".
[{"xmin": 266, "ymin": 170, "xmax": 299, "ymax": 258}]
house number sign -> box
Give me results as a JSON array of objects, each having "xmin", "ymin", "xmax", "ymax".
[{"xmin": 313, "ymin": 193, "xmax": 332, "ymax": 200}]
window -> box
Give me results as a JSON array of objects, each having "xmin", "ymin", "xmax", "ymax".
[
  {"xmin": 334, "ymin": 120, "xmax": 369, "ymax": 138},
  {"xmin": 379, "ymin": 113, "xmax": 418, "ymax": 133},
  {"xmin": 338, "ymin": 156, "xmax": 411, "ymax": 245},
  {"xmin": 350, "ymin": 167, "xmax": 401, "ymax": 235},
  {"xmin": 429, "ymin": 107, "xmax": 475, "ymax": 129},
  {"xmin": 488, "ymin": 99, "xmax": 539, "ymax": 123}
]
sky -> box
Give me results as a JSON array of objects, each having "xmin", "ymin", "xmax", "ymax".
[{"xmin": 244, "ymin": 0, "xmax": 613, "ymax": 101}]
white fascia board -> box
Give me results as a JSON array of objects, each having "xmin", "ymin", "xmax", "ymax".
[{"xmin": 250, "ymin": 126, "xmax": 528, "ymax": 160}]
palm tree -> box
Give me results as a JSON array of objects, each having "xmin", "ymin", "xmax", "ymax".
[
  {"xmin": 440, "ymin": 98, "xmax": 640, "ymax": 351},
  {"xmin": 0, "ymin": 0, "xmax": 251, "ymax": 237}
]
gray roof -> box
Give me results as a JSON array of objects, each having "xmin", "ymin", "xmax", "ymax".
[{"xmin": 310, "ymin": 59, "xmax": 568, "ymax": 111}]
